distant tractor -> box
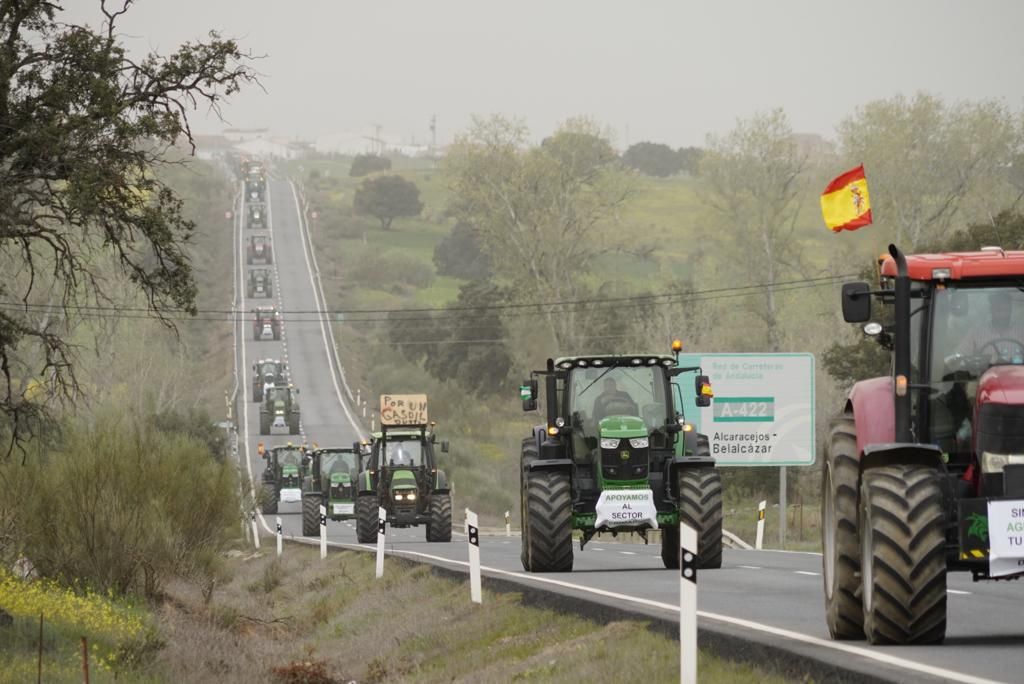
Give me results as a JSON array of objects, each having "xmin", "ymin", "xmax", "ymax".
[
  {"xmin": 517, "ymin": 342, "xmax": 720, "ymax": 573},
  {"xmin": 247, "ymin": 268, "xmax": 273, "ymax": 299},
  {"xmin": 300, "ymin": 445, "xmax": 365, "ymax": 535},
  {"xmin": 247, "ymin": 203, "xmax": 266, "ymax": 230},
  {"xmin": 260, "ymin": 442, "xmax": 307, "ymax": 514},
  {"xmin": 252, "ymin": 306, "xmax": 282, "ymax": 341},
  {"xmin": 251, "ymin": 358, "xmax": 287, "ymax": 402},
  {"xmin": 259, "ymin": 384, "xmax": 301, "ymax": 435},
  {"xmin": 355, "ymin": 395, "xmax": 452, "ymax": 543},
  {"xmin": 823, "ymin": 244, "xmax": 1024, "ymax": 645},
  {"xmin": 246, "ymin": 235, "xmax": 273, "ymax": 264}
]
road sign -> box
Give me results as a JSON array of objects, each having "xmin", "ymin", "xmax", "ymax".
[{"xmin": 677, "ymin": 353, "xmax": 815, "ymax": 466}]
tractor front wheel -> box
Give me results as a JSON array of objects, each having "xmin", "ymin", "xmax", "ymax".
[
  {"xmin": 302, "ymin": 493, "xmax": 322, "ymax": 536},
  {"xmin": 261, "ymin": 481, "xmax": 278, "ymax": 515},
  {"xmin": 860, "ymin": 464, "xmax": 947, "ymax": 645},
  {"xmin": 677, "ymin": 467, "xmax": 723, "ymax": 569},
  {"xmin": 426, "ymin": 494, "xmax": 452, "ymax": 542},
  {"xmin": 823, "ymin": 416, "xmax": 865, "ymax": 640},
  {"xmin": 522, "ymin": 469, "xmax": 573, "ymax": 572},
  {"xmin": 355, "ymin": 495, "xmax": 378, "ymax": 544}
]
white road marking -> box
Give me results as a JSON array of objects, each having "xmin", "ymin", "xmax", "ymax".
[
  {"xmin": 947, "ymin": 589, "xmax": 971, "ymax": 595},
  {"xmin": 794, "ymin": 571, "xmax": 820, "ymax": 576},
  {"xmin": 620, "ymin": 551, "xmax": 637, "ymax": 556},
  {"xmin": 738, "ymin": 565, "xmax": 762, "ymax": 570}
]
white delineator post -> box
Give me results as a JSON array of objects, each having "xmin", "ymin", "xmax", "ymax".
[
  {"xmin": 250, "ymin": 511, "xmax": 260, "ymax": 550},
  {"xmin": 319, "ymin": 505, "xmax": 327, "ymax": 560},
  {"xmin": 276, "ymin": 516, "xmax": 283, "ymax": 557},
  {"xmin": 375, "ymin": 507, "xmax": 387, "ymax": 579},
  {"xmin": 755, "ymin": 500, "xmax": 767, "ymax": 550},
  {"xmin": 679, "ymin": 522, "xmax": 698, "ymax": 684},
  {"xmin": 505, "ymin": 510, "xmax": 511, "ymax": 538},
  {"xmin": 466, "ymin": 508, "xmax": 482, "ymax": 604}
]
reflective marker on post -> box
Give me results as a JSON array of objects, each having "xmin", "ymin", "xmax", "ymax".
[
  {"xmin": 251, "ymin": 511, "xmax": 260, "ymax": 550},
  {"xmin": 466, "ymin": 508, "xmax": 482, "ymax": 604},
  {"xmin": 755, "ymin": 500, "xmax": 767, "ymax": 550},
  {"xmin": 679, "ymin": 522, "xmax": 698, "ymax": 684},
  {"xmin": 276, "ymin": 516, "xmax": 283, "ymax": 557},
  {"xmin": 319, "ymin": 505, "xmax": 327, "ymax": 560},
  {"xmin": 376, "ymin": 507, "xmax": 387, "ymax": 579},
  {"xmin": 505, "ymin": 510, "xmax": 511, "ymax": 537}
]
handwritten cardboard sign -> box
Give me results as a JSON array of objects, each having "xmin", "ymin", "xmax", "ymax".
[{"xmin": 380, "ymin": 394, "xmax": 428, "ymax": 426}]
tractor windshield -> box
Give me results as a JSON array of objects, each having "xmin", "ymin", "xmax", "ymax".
[
  {"xmin": 278, "ymin": 449, "xmax": 302, "ymax": 467},
  {"xmin": 321, "ymin": 451, "xmax": 358, "ymax": 478},
  {"xmin": 383, "ymin": 439, "xmax": 424, "ymax": 468},
  {"xmin": 259, "ymin": 362, "xmax": 277, "ymax": 376},
  {"xmin": 928, "ymin": 284, "xmax": 1024, "ymax": 456},
  {"xmin": 568, "ymin": 366, "xmax": 666, "ymax": 438}
]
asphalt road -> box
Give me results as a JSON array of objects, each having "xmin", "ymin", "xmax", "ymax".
[{"xmin": 233, "ymin": 175, "xmax": 1024, "ymax": 684}]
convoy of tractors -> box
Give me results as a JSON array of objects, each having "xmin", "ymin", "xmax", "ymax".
[{"xmin": 238, "ymin": 155, "xmax": 1024, "ymax": 651}]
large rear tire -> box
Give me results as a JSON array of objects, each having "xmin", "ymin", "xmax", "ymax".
[
  {"xmin": 302, "ymin": 493, "xmax": 322, "ymax": 537},
  {"xmin": 519, "ymin": 438, "xmax": 538, "ymax": 570},
  {"xmin": 355, "ymin": 495, "xmax": 377, "ymax": 544},
  {"xmin": 678, "ymin": 467, "xmax": 723, "ymax": 569},
  {"xmin": 822, "ymin": 416, "xmax": 865, "ymax": 640},
  {"xmin": 522, "ymin": 469, "xmax": 573, "ymax": 572},
  {"xmin": 426, "ymin": 494, "xmax": 452, "ymax": 542},
  {"xmin": 261, "ymin": 481, "xmax": 278, "ymax": 515},
  {"xmin": 860, "ymin": 464, "xmax": 947, "ymax": 645}
]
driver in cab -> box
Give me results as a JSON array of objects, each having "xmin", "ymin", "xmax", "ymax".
[{"xmin": 592, "ymin": 378, "xmax": 638, "ymax": 420}]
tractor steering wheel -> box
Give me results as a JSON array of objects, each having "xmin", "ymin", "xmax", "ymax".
[{"xmin": 978, "ymin": 338, "xmax": 1024, "ymax": 364}]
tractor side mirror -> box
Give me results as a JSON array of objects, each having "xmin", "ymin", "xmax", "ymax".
[
  {"xmin": 441, "ymin": 441, "xmax": 450, "ymax": 454},
  {"xmin": 841, "ymin": 282, "xmax": 871, "ymax": 323},
  {"xmin": 695, "ymin": 375, "xmax": 713, "ymax": 408},
  {"xmin": 520, "ymin": 379, "xmax": 538, "ymax": 412}
]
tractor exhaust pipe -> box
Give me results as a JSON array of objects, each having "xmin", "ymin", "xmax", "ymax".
[{"xmin": 889, "ymin": 244, "xmax": 913, "ymax": 443}]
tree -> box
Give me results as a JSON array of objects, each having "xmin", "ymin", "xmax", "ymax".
[
  {"xmin": 352, "ymin": 174, "xmax": 423, "ymax": 230},
  {"xmin": 444, "ymin": 116, "xmax": 639, "ymax": 349},
  {"xmin": 621, "ymin": 142, "xmax": 683, "ymax": 177},
  {"xmin": 677, "ymin": 146, "xmax": 704, "ymax": 176},
  {"xmin": 349, "ymin": 154, "xmax": 391, "ymax": 177},
  {"xmin": 0, "ymin": 2, "xmax": 255, "ymax": 451},
  {"xmin": 433, "ymin": 221, "xmax": 493, "ymax": 281},
  {"xmin": 699, "ymin": 109, "xmax": 807, "ymax": 351},
  {"xmin": 838, "ymin": 93, "xmax": 1021, "ymax": 249}
]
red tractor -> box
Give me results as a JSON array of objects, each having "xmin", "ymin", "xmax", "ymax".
[
  {"xmin": 823, "ymin": 244, "xmax": 1024, "ymax": 645},
  {"xmin": 252, "ymin": 306, "xmax": 282, "ymax": 341}
]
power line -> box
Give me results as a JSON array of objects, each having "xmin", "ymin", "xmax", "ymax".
[
  {"xmin": 0, "ymin": 276, "xmax": 847, "ymax": 324},
  {"xmin": 0, "ymin": 272, "xmax": 854, "ymax": 321}
]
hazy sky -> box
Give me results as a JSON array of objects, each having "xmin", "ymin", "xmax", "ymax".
[{"xmin": 65, "ymin": 1, "xmax": 1024, "ymax": 147}]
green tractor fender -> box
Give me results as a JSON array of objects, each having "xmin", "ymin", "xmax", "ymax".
[
  {"xmin": 523, "ymin": 426, "xmax": 572, "ymax": 474},
  {"xmin": 357, "ymin": 469, "xmax": 376, "ymax": 495}
]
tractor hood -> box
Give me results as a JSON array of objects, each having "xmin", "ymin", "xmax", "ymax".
[
  {"xmin": 390, "ymin": 468, "xmax": 418, "ymax": 490},
  {"xmin": 599, "ymin": 416, "xmax": 647, "ymax": 439},
  {"xmin": 329, "ymin": 472, "xmax": 351, "ymax": 486},
  {"xmin": 281, "ymin": 465, "xmax": 299, "ymax": 478},
  {"xmin": 977, "ymin": 365, "xmax": 1024, "ymax": 406}
]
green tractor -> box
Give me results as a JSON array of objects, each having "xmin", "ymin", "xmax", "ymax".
[
  {"xmin": 517, "ymin": 342, "xmax": 722, "ymax": 572},
  {"xmin": 251, "ymin": 358, "xmax": 287, "ymax": 402},
  {"xmin": 259, "ymin": 384, "xmax": 301, "ymax": 435},
  {"xmin": 260, "ymin": 442, "xmax": 307, "ymax": 514},
  {"xmin": 355, "ymin": 400, "xmax": 451, "ymax": 543},
  {"xmin": 300, "ymin": 444, "xmax": 366, "ymax": 535}
]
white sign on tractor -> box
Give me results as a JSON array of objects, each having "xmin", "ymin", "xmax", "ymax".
[
  {"xmin": 987, "ymin": 500, "xmax": 1024, "ymax": 577},
  {"xmin": 594, "ymin": 489, "xmax": 659, "ymax": 529},
  {"xmin": 677, "ymin": 353, "xmax": 815, "ymax": 466}
]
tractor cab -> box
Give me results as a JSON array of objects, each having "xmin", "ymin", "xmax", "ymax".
[
  {"xmin": 259, "ymin": 384, "xmax": 300, "ymax": 435},
  {"xmin": 247, "ymin": 203, "xmax": 266, "ymax": 229},
  {"xmin": 251, "ymin": 359, "xmax": 286, "ymax": 402},
  {"xmin": 247, "ymin": 235, "xmax": 272, "ymax": 264},
  {"xmin": 251, "ymin": 306, "xmax": 281, "ymax": 341},
  {"xmin": 247, "ymin": 268, "xmax": 273, "ymax": 298},
  {"xmin": 260, "ymin": 443, "xmax": 306, "ymax": 511}
]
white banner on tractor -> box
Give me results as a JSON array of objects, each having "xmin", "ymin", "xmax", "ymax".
[
  {"xmin": 987, "ymin": 500, "xmax": 1024, "ymax": 577},
  {"xmin": 594, "ymin": 489, "xmax": 659, "ymax": 529}
]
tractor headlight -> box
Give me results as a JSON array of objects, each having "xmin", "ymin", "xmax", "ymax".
[
  {"xmin": 629, "ymin": 438, "xmax": 649, "ymax": 449},
  {"xmin": 405, "ymin": 491, "xmax": 417, "ymax": 501},
  {"xmin": 600, "ymin": 438, "xmax": 620, "ymax": 449},
  {"xmin": 393, "ymin": 491, "xmax": 404, "ymax": 501},
  {"xmin": 981, "ymin": 452, "xmax": 1024, "ymax": 474}
]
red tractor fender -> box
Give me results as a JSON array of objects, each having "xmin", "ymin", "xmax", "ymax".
[{"xmin": 848, "ymin": 376, "xmax": 895, "ymax": 456}]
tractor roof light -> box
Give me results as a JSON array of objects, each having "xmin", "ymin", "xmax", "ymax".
[
  {"xmin": 647, "ymin": 358, "xmax": 658, "ymax": 365},
  {"xmin": 631, "ymin": 358, "xmax": 642, "ymax": 365},
  {"xmin": 895, "ymin": 374, "xmax": 908, "ymax": 397},
  {"xmin": 671, "ymin": 339, "xmax": 683, "ymax": 352},
  {"xmin": 547, "ymin": 425, "xmax": 559, "ymax": 436},
  {"xmin": 592, "ymin": 359, "xmax": 604, "ymax": 366},
  {"xmin": 683, "ymin": 422, "xmax": 694, "ymax": 432},
  {"xmin": 554, "ymin": 417, "xmax": 566, "ymax": 428},
  {"xmin": 661, "ymin": 358, "xmax": 675, "ymax": 367},
  {"xmin": 558, "ymin": 361, "xmax": 573, "ymax": 370},
  {"xmin": 931, "ymin": 268, "xmax": 951, "ymax": 280}
]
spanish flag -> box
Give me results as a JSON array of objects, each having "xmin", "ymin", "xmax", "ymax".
[{"xmin": 820, "ymin": 165, "xmax": 872, "ymax": 232}]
